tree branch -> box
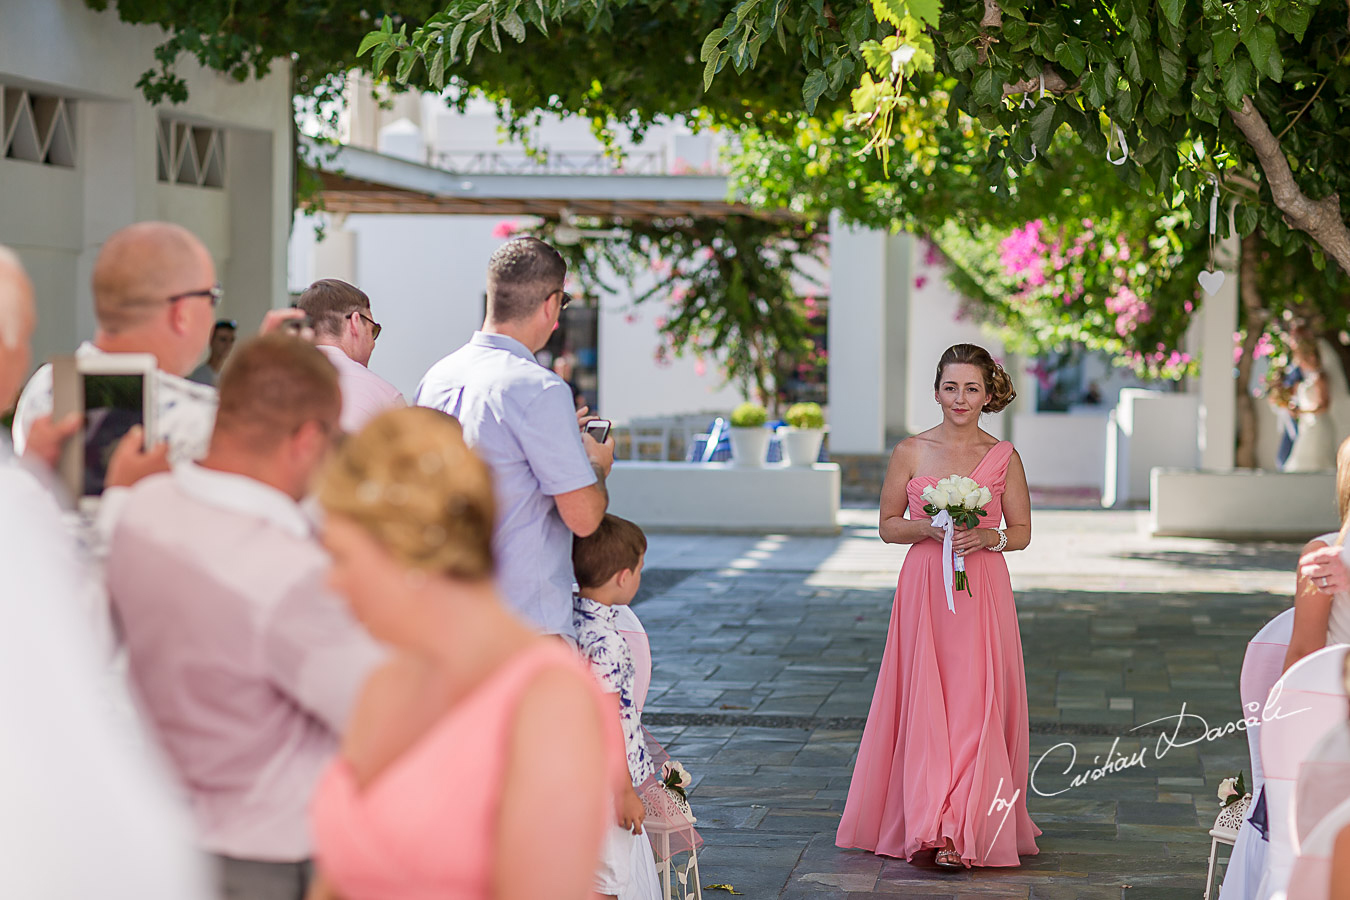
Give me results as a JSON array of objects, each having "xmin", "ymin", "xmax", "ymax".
[
  {"xmin": 981, "ymin": 0, "xmax": 1002, "ymax": 28},
  {"xmin": 1229, "ymin": 95, "xmax": 1350, "ymax": 276},
  {"xmin": 1003, "ymin": 67, "xmax": 1075, "ymax": 97}
]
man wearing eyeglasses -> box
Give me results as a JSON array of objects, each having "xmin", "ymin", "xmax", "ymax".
[
  {"xmin": 295, "ymin": 278, "xmax": 405, "ymax": 433},
  {"xmin": 415, "ymin": 237, "xmax": 614, "ymax": 639},
  {"xmin": 11, "ymin": 221, "xmax": 224, "ymax": 463},
  {"xmin": 11, "ymin": 221, "xmax": 308, "ymax": 466}
]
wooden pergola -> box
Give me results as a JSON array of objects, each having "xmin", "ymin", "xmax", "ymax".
[{"xmin": 307, "ymin": 164, "xmax": 802, "ymax": 222}]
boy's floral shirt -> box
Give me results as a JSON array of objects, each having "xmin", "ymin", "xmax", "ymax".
[{"xmin": 573, "ymin": 596, "xmax": 653, "ymax": 787}]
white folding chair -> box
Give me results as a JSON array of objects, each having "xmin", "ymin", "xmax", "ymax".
[
  {"xmin": 1217, "ymin": 608, "xmax": 1294, "ymax": 900},
  {"xmin": 1284, "ymin": 795, "xmax": 1350, "ymax": 900},
  {"xmin": 1255, "ymin": 644, "xmax": 1350, "ymax": 900},
  {"xmin": 1295, "ymin": 723, "xmax": 1350, "ymax": 850},
  {"xmin": 615, "ymin": 607, "xmax": 702, "ymax": 900}
]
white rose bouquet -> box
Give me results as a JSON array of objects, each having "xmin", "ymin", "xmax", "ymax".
[{"xmin": 920, "ymin": 475, "xmax": 994, "ymax": 612}]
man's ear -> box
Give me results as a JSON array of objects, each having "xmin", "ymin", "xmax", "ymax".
[
  {"xmin": 167, "ymin": 301, "xmax": 192, "ymax": 336},
  {"xmin": 291, "ymin": 419, "xmax": 330, "ymax": 462}
]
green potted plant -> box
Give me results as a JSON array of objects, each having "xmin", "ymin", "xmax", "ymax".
[
  {"xmin": 728, "ymin": 401, "xmax": 770, "ymax": 467},
  {"xmin": 777, "ymin": 402, "xmax": 826, "ymax": 467}
]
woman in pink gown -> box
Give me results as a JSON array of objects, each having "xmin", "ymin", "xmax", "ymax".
[
  {"xmin": 305, "ymin": 409, "xmax": 619, "ymax": 900},
  {"xmin": 836, "ymin": 343, "xmax": 1040, "ymax": 869}
]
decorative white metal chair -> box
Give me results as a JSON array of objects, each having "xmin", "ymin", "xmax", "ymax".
[
  {"xmin": 1218, "ymin": 608, "xmax": 1295, "ymax": 900},
  {"xmin": 616, "ymin": 606, "xmax": 703, "ymax": 900},
  {"xmin": 1207, "ymin": 793, "xmax": 1253, "ymax": 900}
]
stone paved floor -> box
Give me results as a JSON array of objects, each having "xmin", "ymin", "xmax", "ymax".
[{"xmin": 633, "ymin": 508, "xmax": 1304, "ymax": 898}]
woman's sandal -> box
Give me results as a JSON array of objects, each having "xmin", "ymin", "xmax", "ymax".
[{"xmin": 934, "ymin": 847, "xmax": 964, "ymax": 869}]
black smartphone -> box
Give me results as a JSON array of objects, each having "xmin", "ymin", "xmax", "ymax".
[{"xmin": 585, "ymin": 419, "xmax": 611, "ymax": 443}]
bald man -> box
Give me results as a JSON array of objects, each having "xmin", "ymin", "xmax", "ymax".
[
  {"xmin": 0, "ymin": 246, "xmax": 212, "ymax": 899},
  {"xmin": 11, "ymin": 221, "xmax": 222, "ymax": 462}
]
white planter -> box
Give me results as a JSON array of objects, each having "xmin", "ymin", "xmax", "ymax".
[
  {"xmin": 728, "ymin": 427, "xmax": 771, "ymax": 467},
  {"xmin": 777, "ymin": 426, "xmax": 825, "ymax": 467}
]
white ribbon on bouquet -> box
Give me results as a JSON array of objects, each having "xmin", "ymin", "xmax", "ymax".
[{"xmin": 930, "ymin": 510, "xmax": 961, "ymax": 614}]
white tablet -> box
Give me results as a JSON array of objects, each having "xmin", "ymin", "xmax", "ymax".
[{"xmin": 52, "ymin": 353, "xmax": 158, "ymax": 509}]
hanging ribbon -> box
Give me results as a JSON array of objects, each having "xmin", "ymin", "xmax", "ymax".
[
  {"xmin": 931, "ymin": 509, "xmax": 959, "ymax": 614},
  {"xmin": 1015, "ymin": 72, "xmax": 1045, "ymax": 163},
  {"xmin": 1106, "ymin": 120, "xmax": 1129, "ymax": 165},
  {"xmin": 1207, "ymin": 173, "xmax": 1220, "ymax": 237}
]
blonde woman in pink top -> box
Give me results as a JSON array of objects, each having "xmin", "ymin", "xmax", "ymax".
[{"xmin": 307, "ymin": 408, "xmax": 617, "ymax": 900}]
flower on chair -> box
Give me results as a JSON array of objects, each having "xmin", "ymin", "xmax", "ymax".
[
  {"xmin": 662, "ymin": 760, "xmax": 693, "ymax": 800},
  {"xmin": 1217, "ymin": 772, "xmax": 1247, "ymax": 808}
]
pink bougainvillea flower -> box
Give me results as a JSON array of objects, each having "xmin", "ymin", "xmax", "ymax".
[
  {"xmin": 492, "ymin": 220, "xmax": 519, "ymax": 239},
  {"xmin": 1104, "ymin": 286, "xmax": 1151, "ymax": 336},
  {"xmin": 695, "ymin": 358, "xmax": 707, "ymax": 377},
  {"xmin": 624, "ymin": 313, "xmax": 639, "ymax": 325},
  {"xmin": 999, "ymin": 220, "xmax": 1052, "ymax": 288},
  {"xmin": 923, "ymin": 240, "xmax": 944, "ymax": 267},
  {"xmin": 914, "ymin": 275, "xmax": 928, "ymax": 290}
]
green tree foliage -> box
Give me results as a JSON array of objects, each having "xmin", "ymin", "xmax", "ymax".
[{"xmin": 359, "ymin": 0, "xmax": 1350, "ymax": 280}]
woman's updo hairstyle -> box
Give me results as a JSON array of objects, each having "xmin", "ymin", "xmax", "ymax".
[
  {"xmin": 933, "ymin": 343, "xmax": 1017, "ymax": 414},
  {"xmin": 318, "ymin": 407, "xmax": 495, "ymax": 580}
]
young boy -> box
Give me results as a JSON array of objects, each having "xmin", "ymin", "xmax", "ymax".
[{"xmin": 573, "ymin": 514, "xmax": 660, "ymax": 900}]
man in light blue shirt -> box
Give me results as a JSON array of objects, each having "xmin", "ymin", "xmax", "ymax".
[{"xmin": 415, "ymin": 238, "xmax": 613, "ymax": 637}]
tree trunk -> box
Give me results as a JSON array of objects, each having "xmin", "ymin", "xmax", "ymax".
[
  {"xmin": 1229, "ymin": 97, "xmax": 1350, "ymax": 278},
  {"xmin": 1234, "ymin": 232, "xmax": 1267, "ymax": 468}
]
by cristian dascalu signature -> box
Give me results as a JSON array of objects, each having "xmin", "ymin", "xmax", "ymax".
[{"xmin": 1026, "ymin": 683, "xmax": 1311, "ymax": 799}]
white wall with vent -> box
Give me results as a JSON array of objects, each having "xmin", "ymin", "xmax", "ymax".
[{"xmin": 0, "ymin": 0, "xmax": 293, "ymax": 371}]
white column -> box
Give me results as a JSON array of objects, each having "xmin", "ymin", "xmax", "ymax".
[
  {"xmin": 883, "ymin": 231, "xmax": 911, "ymax": 439},
  {"xmin": 828, "ymin": 212, "xmax": 887, "ymax": 454},
  {"xmin": 225, "ymin": 128, "xmax": 281, "ymax": 330},
  {"xmin": 1198, "ymin": 232, "xmax": 1240, "ymax": 470}
]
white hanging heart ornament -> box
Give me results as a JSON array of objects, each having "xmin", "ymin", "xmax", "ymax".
[{"xmin": 1198, "ymin": 270, "xmax": 1225, "ymax": 296}]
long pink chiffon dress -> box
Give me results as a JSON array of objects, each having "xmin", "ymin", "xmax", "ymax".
[
  {"xmin": 310, "ymin": 642, "xmax": 620, "ymax": 899},
  {"xmin": 836, "ymin": 440, "xmax": 1040, "ymax": 867}
]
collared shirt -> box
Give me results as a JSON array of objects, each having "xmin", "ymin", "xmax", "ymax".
[
  {"xmin": 186, "ymin": 362, "xmax": 217, "ymax": 388},
  {"xmin": 0, "ymin": 437, "xmax": 211, "ymax": 897},
  {"xmin": 314, "ymin": 344, "xmax": 406, "ymax": 434},
  {"xmin": 12, "ymin": 341, "xmax": 218, "ymax": 464},
  {"xmin": 573, "ymin": 596, "xmax": 653, "ymax": 787},
  {"xmin": 415, "ymin": 331, "xmax": 596, "ymax": 637},
  {"xmin": 106, "ymin": 464, "xmax": 382, "ymax": 862}
]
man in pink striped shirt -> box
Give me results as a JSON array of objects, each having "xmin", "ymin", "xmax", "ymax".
[
  {"xmin": 106, "ymin": 335, "xmax": 382, "ymax": 900},
  {"xmin": 296, "ymin": 278, "xmax": 405, "ymax": 434}
]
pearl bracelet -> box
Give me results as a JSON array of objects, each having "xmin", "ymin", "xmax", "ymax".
[{"xmin": 990, "ymin": 528, "xmax": 1008, "ymax": 552}]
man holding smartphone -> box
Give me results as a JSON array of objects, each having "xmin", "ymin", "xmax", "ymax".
[{"xmin": 416, "ymin": 237, "xmax": 614, "ymax": 639}]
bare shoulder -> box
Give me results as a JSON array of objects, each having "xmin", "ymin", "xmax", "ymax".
[
  {"xmin": 887, "ymin": 433, "xmax": 931, "ymax": 480},
  {"xmin": 516, "ymin": 661, "xmax": 597, "ymax": 721},
  {"xmin": 508, "ymin": 662, "xmax": 605, "ymax": 765},
  {"xmin": 893, "ymin": 429, "xmax": 942, "ymax": 461}
]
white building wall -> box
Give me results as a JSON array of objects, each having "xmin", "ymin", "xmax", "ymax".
[
  {"xmin": 0, "ymin": 0, "xmax": 292, "ymax": 369},
  {"xmin": 291, "ymin": 213, "xmax": 748, "ymax": 422},
  {"xmin": 905, "ymin": 239, "xmax": 1007, "ymax": 438}
]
